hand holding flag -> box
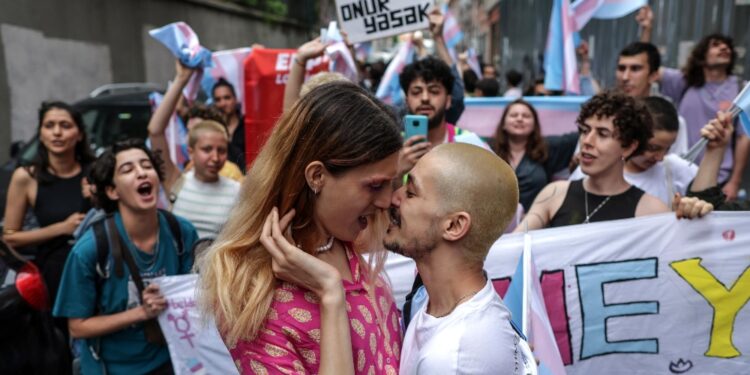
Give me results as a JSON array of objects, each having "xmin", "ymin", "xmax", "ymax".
[
  {"xmin": 149, "ymin": 22, "xmax": 212, "ymax": 102},
  {"xmin": 682, "ymin": 81, "xmax": 750, "ymax": 162}
]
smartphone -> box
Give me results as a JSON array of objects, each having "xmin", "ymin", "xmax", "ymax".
[{"xmin": 403, "ymin": 115, "xmax": 428, "ymax": 143}]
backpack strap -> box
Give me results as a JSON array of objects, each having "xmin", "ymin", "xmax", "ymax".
[
  {"xmin": 92, "ymin": 219, "xmax": 110, "ymax": 282},
  {"xmin": 402, "ymin": 273, "xmax": 424, "ymax": 330},
  {"xmin": 106, "ymin": 216, "xmax": 166, "ymax": 346},
  {"xmin": 158, "ymin": 209, "xmax": 184, "ymax": 256}
]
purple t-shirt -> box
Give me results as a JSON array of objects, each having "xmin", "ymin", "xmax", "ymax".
[{"xmin": 660, "ymin": 68, "xmax": 745, "ymax": 182}]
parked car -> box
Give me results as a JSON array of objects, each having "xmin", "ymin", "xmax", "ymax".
[{"xmin": 0, "ymin": 83, "xmax": 162, "ymax": 224}]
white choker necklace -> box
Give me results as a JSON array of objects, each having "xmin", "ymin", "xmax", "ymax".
[{"xmin": 315, "ymin": 236, "xmax": 335, "ymax": 254}]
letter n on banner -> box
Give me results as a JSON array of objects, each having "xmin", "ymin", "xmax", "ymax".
[
  {"xmin": 670, "ymin": 258, "xmax": 750, "ymax": 358},
  {"xmin": 576, "ymin": 258, "xmax": 659, "ymax": 360}
]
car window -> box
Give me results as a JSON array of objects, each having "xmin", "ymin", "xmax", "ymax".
[{"xmin": 83, "ymin": 106, "xmax": 152, "ymax": 152}]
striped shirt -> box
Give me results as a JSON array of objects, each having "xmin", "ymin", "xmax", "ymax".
[{"xmin": 172, "ymin": 170, "xmax": 240, "ymax": 239}]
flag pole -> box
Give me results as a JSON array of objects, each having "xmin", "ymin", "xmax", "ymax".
[
  {"xmin": 522, "ymin": 222, "xmax": 531, "ymax": 338},
  {"xmin": 682, "ymin": 81, "xmax": 750, "ymax": 163}
]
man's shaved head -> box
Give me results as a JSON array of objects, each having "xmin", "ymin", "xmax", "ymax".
[{"xmin": 423, "ymin": 143, "xmax": 519, "ymax": 261}]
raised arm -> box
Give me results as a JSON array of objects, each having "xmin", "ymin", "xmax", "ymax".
[
  {"xmin": 283, "ymin": 38, "xmax": 326, "ymax": 112},
  {"xmin": 691, "ymin": 113, "xmax": 733, "ymax": 192},
  {"xmin": 429, "ymin": 8, "xmax": 453, "ymax": 67},
  {"xmin": 636, "ymin": 5, "xmax": 653, "ymax": 43},
  {"xmin": 724, "ymin": 134, "xmax": 749, "ymax": 200},
  {"xmin": 147, "ymin": 60, "xmax": 195, "ymax": 193}
]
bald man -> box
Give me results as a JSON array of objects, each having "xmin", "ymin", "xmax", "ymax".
[{"xmin": 385, "ymin": 143, "xmax": 536, "ymax": 374}]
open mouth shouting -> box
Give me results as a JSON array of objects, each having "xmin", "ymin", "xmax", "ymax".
[{"xmin": 136, "ymin": 181, "xmax": 155, "ymax": 201}]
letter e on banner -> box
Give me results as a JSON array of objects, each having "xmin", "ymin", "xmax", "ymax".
[{"xmin": 576, "ymin": 258, "xmax": 659, "ymax": 360}]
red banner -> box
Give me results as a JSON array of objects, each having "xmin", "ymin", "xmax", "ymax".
[{"xmin": 243, "ymin": 49, "xmax": 328, "ymax": 166}]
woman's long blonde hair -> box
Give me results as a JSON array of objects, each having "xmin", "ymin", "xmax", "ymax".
[{"xmin": 198, "ymin": 81, "xmax": 403, "ymax": 346}]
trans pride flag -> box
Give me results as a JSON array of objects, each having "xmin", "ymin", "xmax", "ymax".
[
  {"xmin": 572, "ymin": 0, "xmax": 648, "ymax": 28},
  {"xmin": 148, "ymin": 91, "xmax": 189, "ymax": 171},
  {"xmin": 544, "ymin": 0, "xmax": 579, "ymax": 94},
  {"xmin": 375, "ymin": 41, "xmax": 415, "ymax": 106},
  {"xmin": 149, "ymin": 22, "xmax": 213, "ymax": 102},
  {"xmin": 200, "ymin": 47, "xmax": 252, "ymax": 113},
  {"xmin": 465, "ymin": 48, "xmax": 482, "ymax": 79},
  {"xmin": 545, "ymin": 0, "xmax": 646, "ymax": 93},
  {"xmin": 442, "ymin": 4, "xmax": 463, "ymax": 62},
  {"xmin": 505, "ymin": 233, "xmax": 567, "ymax": 375}
]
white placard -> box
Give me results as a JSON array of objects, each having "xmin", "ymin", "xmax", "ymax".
[{"xmin": 336, "ymin": 0, "xmax": 434, "ymax": 43}]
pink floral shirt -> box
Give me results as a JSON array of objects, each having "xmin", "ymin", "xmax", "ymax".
[{"xmin": 227, "ymin": 249, "xmax": 402, "ymax": 374}]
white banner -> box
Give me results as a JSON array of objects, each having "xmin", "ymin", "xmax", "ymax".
[
  {"xmin": 156, "ymin": 213, "xmax": 750, "ymax": 374},
  {"xmin": 336, "ymin": 0, "xmax": 434, "ymax": 43},
  {"xmin": 155, "ymin": 274, "xmax": 238, "ymax": 375},
  {"xmin": 385, "ymin": 212, "xmax": 750, "ymax": 375}
]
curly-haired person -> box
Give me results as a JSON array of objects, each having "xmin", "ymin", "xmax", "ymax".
[{"xmin": 516, "ymin": 91, "xmax": 712, "ymax": 230}]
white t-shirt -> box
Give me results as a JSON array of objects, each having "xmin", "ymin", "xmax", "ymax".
[
  {"xmin": 172, "ymin": 170, "xmax": 241, "ymax": 238},
  {"xmin": 400, "ymin": 280, "xmax": 535, "ymax": 375},
  {"xmin": 569, "ymin": 154, "xmax": 698, "ymax": 206}
]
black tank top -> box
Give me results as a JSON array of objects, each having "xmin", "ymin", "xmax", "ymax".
[
  {"xmin": 32, "ymin": 167, "xmax": 91, "ymax": 301},
  {"xmin": 549, "ymin": 179, "xmax": 645, "ymax": 228},
  {"xmin": 34, "ymin": 168, "xmax": 90, "ymax": 230}
]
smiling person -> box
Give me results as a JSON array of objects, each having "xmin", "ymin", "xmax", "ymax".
[
  {"xmin": 493, "ymin": 99, "xmax": 579, "ymax": 211},
  {"xmin": 570, "ymin": 97, "xmax": 698, "ymax": 207},
  {"xmin": 3, "ymin": 102, "xmax": 95, "ymax": 326},
  {"xmin": 199, "ymin": 81, "xmax": 404, "ymax": 374},
  {"xmin": 53, "ymin": 139, "xmax": 198, "ymax": 375},
  {"xmin": 257, "ymin": 143, "xmax": 537, "ymax": 374},
  {"xmin": 148, "ymin": 61, "xmax": 241, "ymax": 239}
]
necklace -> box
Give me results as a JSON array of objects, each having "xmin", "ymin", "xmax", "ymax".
[
  {"xmin": 298, "ymin": 236, "xmax": 335, "ymax": 254},
  {"xmin": 315, "ymin": 236, "xmax": 335, "ymax": 254},
  {"xmin": 584, "ymin": 188, "xmax": 612, "ymax": 224},
  {"xmin": 432, "ymin": 289, "xmax": 482, "ymax": 318}
]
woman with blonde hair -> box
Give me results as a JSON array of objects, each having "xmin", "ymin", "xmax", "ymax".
[{"xmin": 199, "ymin": 81, "xmax": 404, "ymax": 374}]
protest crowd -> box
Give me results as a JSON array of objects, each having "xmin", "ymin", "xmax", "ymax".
[{"xmin": 2, "ymin": 2, "xmax": 750, "ymax": 375}]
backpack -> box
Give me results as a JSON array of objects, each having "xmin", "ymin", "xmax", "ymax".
[{"xmin": 85, "ymin": 209, "xmax": 186, "ymax": 370}]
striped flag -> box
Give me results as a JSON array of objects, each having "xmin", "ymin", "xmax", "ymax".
[
  {"xmin": 442, "ymin": 5, "xmax": 463, "ymax": 62},
  {"xmin": 354, "ymin": 42, "xmax": 373, "ymax": 62},
  {"xmin": 326, "ymin": 42, "xmax": 358, "ymax": 82},
  {"xmin": 545, "ymin": 0, "xmax": 645, "ymax": 93},
  {"xmin": 376, "ymin": 41, "xmax": 415, "ymax": 106},
  {"xmin": 466, "ymin": 48, "xmax": 482, "ymax": 78},
  {"xmin": 733, "ymin": 81, "xmax": 750, "ymax": 134},
  {"xmin": 200, "ymin": 47, "xmax": 252, "ymax": 113},
  {"xmin": 148, "ymin": 91, "xmax": 189, "ymax": 171},
  {"xmin": 572, "ymin": 0, "xmax": 647, "ymax": 28},
  {"xmin": 149, "ymin": 22, "xmax": 212, "ymax": 102},
  {"xmin": 505, "ymin": 233, "xmax": 567, "ymax": 375},
  {"xmin": 544, "ymin": 0, "xmax": 579, "ymax": 94}
]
